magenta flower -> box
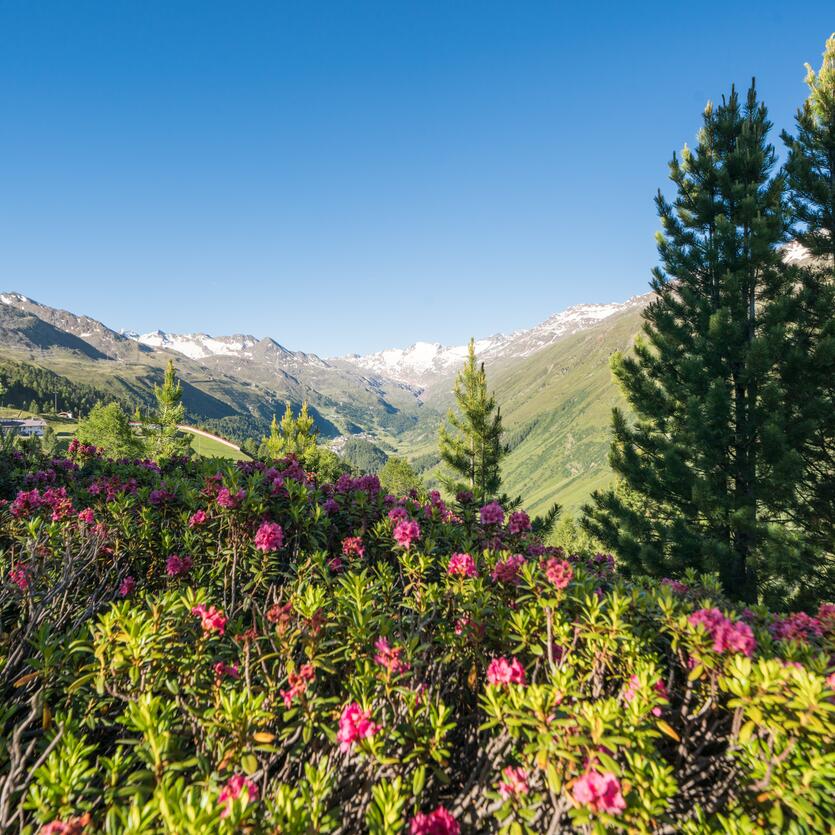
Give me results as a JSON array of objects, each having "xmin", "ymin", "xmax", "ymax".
[
  {"xmin": 689, "ymin": 608, "xmax": 756, "ymax": 656},
  {"xmin": 491, "ymin": 554, "xmax": 526, "ymax": 584},
  {"xmin": 374, "ymin": 637, "xmax": 411, "ymax": 675},
  {"xmin": 280, "ymin": 663, "xmax": 315, "ymax": 707},
  {"xmin": 661, "ymin": 577, "xmax": 688, "ymax": 594},
  {"xmin": 393, "ymin": 519, "xmax": 421, "ymax": 549},
  {"xmin": 499, "ymin": 765, "xmax": 529, "ymax": 797},
  {"xmin": 486, "ymin": 656, "xmax": 526, "ymax": 687},
  {"xmin": 507, "ymin": 510, "xmax": 531, "ymax": 534},
  {"xmin": 480, "ymin": 502, "xmax": 505, "ymax": 526},
  {"xmin": 410, "ymin": 806, "xmax": 459, "ymax": 835},
  {"xmin": 216, "ymin": 487, "xmax": 245, "ymax": 509},
  {"xmin": 166, "ymin": 553, "xmax": 193, "ymax": 577},
  {"xmin": 447, "ymin": 552, "xmax": 478, "ymax": 578},
  {"xmin": 213, "ymin": 661, "xmax": 239, "ymax": 679},
  {"xmin": 254, "ymin": 520, "xmax": 284, "ymax": 553},
  {"xmin": 543, "ymin": 557, "xmax": 573, "ymax": 590},
  {"xmin": 77, "ymin": 508, "xmax": 95, "ymax": 525},
  {"xmin": 572, "ymin": 770, "xmax": 626, "ymax": 815},
  {"xmin": 192, "ymin": 604, "xmax": 227, "ymax": 635},
  {"xmin": 341, "ymin": 536, "xmax": 365, "ymax": 558},
  {"xmin": 771, "ymin": 612, "xmax": 823, "ymax": 643},
  {"xmin": 188, "ymin": 509, "xmax": 207, "ymax": 527},
  {"xmin": 9, "ymin": 566, "xmax": 30, "ymax": 592},
  {"xmin": 218, "ymin": 773, "xmax": 258, "ymax": 817},
  {"xmin": 387, "ymin": 506, "xmax": 409, "ymax": 523},
  {"xmin": 336, "ymin": 701, "xmax": 380, "ymax": 751},
  {"xmin": 118, "ymin": 576, "xmax": 136, "ymax": 597}
]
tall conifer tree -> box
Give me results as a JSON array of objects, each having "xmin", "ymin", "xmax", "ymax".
[
  {"xmin": 439, "ymin": 339, "xmax": 505, "ymax": 503},
  {"xmin": 583, "ymin": 83, "xmax": 794, "ymax": 602},
  {"xmin": 778, "ymin": 35, "xmax": 835, "ymax": 572}
]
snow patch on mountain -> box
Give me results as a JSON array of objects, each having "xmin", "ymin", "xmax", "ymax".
[
  {"xmin": 132, "ymin": 330, "xmax": 259, "ymax": 360},
  {"xmin": 340, "ymin": 298, "xmax": 649, "ymax": 387}
]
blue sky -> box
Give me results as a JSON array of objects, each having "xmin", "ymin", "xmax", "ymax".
[{"xmin": 1, "ymin": 2, "xmax": 832, "ymax": 355}]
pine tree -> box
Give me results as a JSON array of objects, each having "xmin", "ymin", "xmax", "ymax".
[
  {"xmin": 438, "ymin": 339, "xmax": 505, "ymax": 504},
  {"xmin": 262, "ymin": 401, "xmax": 318, "ymax": 460},
  {"xmin": 582, "ymin": 83, "xmax": 795, "ymax": 603},
  {"xmin": 149, "ymin": 360, "xmax": 190, "ymax": 460},
  {"xmin": 778, "ymin": 35, "xmax": 835, "ymax": 570}
]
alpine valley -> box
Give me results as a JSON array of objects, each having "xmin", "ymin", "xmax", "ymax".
[{"xmin": 0, "ymin": 290, "xmax": 653, "ymax": 514}]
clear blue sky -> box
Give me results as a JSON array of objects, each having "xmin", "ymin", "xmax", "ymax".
[{"xmin": 1, "ymin": 2, "xmax": 832, "ymax": 355}]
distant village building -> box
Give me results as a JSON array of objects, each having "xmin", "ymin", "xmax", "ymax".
[{"xmin": 0, "ymin": 417, "xmax": 47, "ymax": 437}]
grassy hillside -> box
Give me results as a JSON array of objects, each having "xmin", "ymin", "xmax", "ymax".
[{"xmin": 394, "ymin": 304, "xmax": 645, "ymax": 516}]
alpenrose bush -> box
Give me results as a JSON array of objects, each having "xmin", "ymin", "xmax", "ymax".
[{"xmin": 0, "ymin": 447, "xmax": 834, "ymax": 833}]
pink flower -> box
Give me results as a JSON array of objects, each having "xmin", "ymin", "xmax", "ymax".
[
  {"xmin": 39, "ymin": 814, "xmax": 91, "ymax": 834},
  {"xmin": 328, "ymin": 555, "xmax": 344, "ymax": 573},
  {"xmin": 543, "ymin": 557, "xmax": 573, "ymax": 590},
  {"xmin": 572, "ymin": 770, "xmax": 626, "ymax": 815},
  {"xmin": 77, "ymin": 508, "xmax": 95, "ymax": 525},
  {"xmin": 388, "ymin": 506, "xmax": 409, "ymax": 523},
  {"xmin": 374, "ymin": 637, "xmax": 411, "ymax": 675},
  {"xmin": 826, "ymin": 672, "xmax": 835, "ymax": 691},
  {"xmin": 280, "ymin": 663, "xmax": 315, "ymax": 707},
  {"xmin": 9, "ymin": 566, "xmax": 30, "ymax": 591},
  {"xmin": 254, "ymin": 521, "xmax": 283, "ymax": 553},
  {"xmin": 218, "ymin": 773, "xmax": 258, "ymax": 817},
  {"xmin": 486, "ymin": 656, "xmax": 526, "ymax": 687},
  {"xmin": 188, "ymin": 509, "xmax": 207, "ymax": 527},
  {"xmin": 491, "ymin": 553, "xmax": 526, "ymax": 584},
  {"xmin": 393, "ymin": 519, "xmax": 421, "ymax": 549},
  {"xmin": 166, "ymin": 553, "xmax": 193, "ymax": 577},
  {"xmin": 480, "ymin": 502, "xmax": 505, "ymax": 526},
  {"xmin": 119, "ymin": 576, "xmax": 136, "ymax": 597},
  {"xmin": 508, "ymin": 510, "xmax": 531, "ymax": 534},
  {"xmin": 499, "ymin": 765, "xmax": 529, "ymax": 797},
  {"xmin": 771, "ymin": 612, "xmax": 823, "ymax": 643},
  {"xmin": 216, "ymin": 487, "xmax": 245, "ymax": 509},
  {"xmin": 661, "ymin": 578, "xmax": 688, "ymax": 594},
  {"xmin": 817, "ymin": 603, "xmax": 835, "ymax": 633},
  {"xmin": 192, "ymin": 604, "xmax": 227, "ymax": 635},
  {"xmin": 336, "ymin": 701, "xmax": 380, "ymax": 751},
  {"xmin": 448, "ymin": 552, "xmax": 478, "ymax": 578},
  {"xmin": 410, "ymin": 806, "xmax": 459, "ymax": 835},
  {"xmin": 213, "ymin": 661, "xmax": 239, "ymax": 679},
  {"xmin": 689, "ymin": 609, "xmax": 756, "ymax": 656},
  {"xmin": 341, "ymin": 536, "xmax": 365, "ymax": 558}
]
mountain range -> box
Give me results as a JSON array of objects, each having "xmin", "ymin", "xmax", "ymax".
[{"xmin": 0, "ymin": 289, "xmax": 653, "ymax": 514}]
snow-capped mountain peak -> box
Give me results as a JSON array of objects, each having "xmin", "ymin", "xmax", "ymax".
[
  {"xmin": 339, "ymin": 296, "xmax": 651, "ymax": 388},
  {"xmin": 131, "ymin": 330, "xmax": 259, "ymax": 360}
]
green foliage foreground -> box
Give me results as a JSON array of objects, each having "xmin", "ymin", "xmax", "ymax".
[{"xmin": 0, "ymin": 447, "xmax": 833, "ymax": 833}]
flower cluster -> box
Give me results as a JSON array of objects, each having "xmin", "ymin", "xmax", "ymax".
[
  {"xmin": 336, "ymin": 702, "xmax": 380, "ymax": 751},
  {"xmin": 447, "ymin": 552, "xmax": 478, "ymax": 578},
  {"xmin": 374, "ymin": 637, "xmax": 411, "ymax": 675},
  {"xmin": 393, "ymin": 519, "xmax": 421, "ymax": 549},
  {"xmin": 254, "ymin": 520, "xmax": 283, "ymax": 552},
  {"xmin": 486, "ymin": 656, "xmax": 526, "ymax": 687},
  {"xmin": 191, "ymin": 603, "xmax": 227, "ymax": 635},
  {"xmin": 218, "ymin": 773, "xmax": 259, "ymax": 817},
  {"xmin": 572, "ymin": 770, "xmax": 626, "ymax": 815},
  {"xmin": 542, "ymin": 557, "xmax": 573, "ymax": 590},
  {"xmin": 688, "ymin": 608, "xmax": 756, "ymax": 656}
]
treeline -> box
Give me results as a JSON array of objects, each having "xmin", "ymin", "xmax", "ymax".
[{"xmin": 0, "ymin": 359, "xmax": 136, "ymax": 416}]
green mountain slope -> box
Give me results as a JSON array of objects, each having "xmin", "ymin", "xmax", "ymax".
[{"xmin": 394, "ymin": 303, "xmax": 646, "ymax": 516}]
